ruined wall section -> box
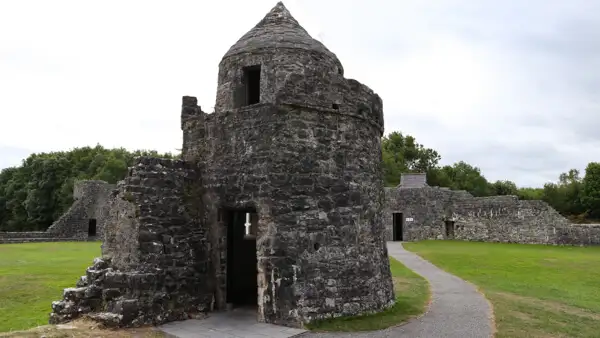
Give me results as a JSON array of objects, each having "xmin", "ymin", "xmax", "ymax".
[
  {"xmin": 181, "ymin": 96, "xmax": 208, "ymax": 162},
  {"xmin": 100, "ymin": 180, "xmax": 140, "ymax": 270},
  {"xmin": 46, "ymin": 180, "xmax": 115, "ymax": 239},
  {"xmin": 385, "ymin": 186, "xmax": 600, "ymax": 245},
  {"xmin": 50, "ymin": 157, "xmax": 212, "ymax": 327},
  {"xmin": 562, "ymin": 224, "xmax": 600, "ymax": 245},
  {"xmin": 452, "ymin": 196, "xmax": 551, "ymax": 243},
  {"xmin": 384, "ymin": 186, "xmax": 464, "ymax": 241},
  {"xmin": 452, "ymin": 196, "xmax": 590, "ymax": 244}
]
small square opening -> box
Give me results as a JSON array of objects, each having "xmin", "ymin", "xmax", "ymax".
[{"xmin": 243, "ymin": 65, "xmax": 261, "ymax": 106}]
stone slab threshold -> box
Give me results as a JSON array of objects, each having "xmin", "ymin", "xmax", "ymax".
[{"xmin": 158, "ymin": 308, "xmax": 307, "ymax": 338}]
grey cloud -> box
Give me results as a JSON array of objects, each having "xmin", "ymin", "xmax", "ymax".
[{"xmin": 0, "ymin": 0, "xmax": 598, "ymax": 189}]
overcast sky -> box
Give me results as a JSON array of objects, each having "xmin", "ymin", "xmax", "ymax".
[{"xmin": 1, "ymin": 0, "xmax": 598, "ymax": 187}]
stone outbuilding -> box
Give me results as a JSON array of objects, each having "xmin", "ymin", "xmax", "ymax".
[
  {"xmin": 50, "ymin": 2, "xmax": 395, "ymax": 329},
  {"xmin": 385, "ymin": 173, "xmax": 600, "ymax": 245},
  {"xmin": 46, "ymin": 180, "xmax": 115, "ymax": 239},
  {"xmin": 1, "ymin": 180, "xmax": 115, "ymax": 244}
]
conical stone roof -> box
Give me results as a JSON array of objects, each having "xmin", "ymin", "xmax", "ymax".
[{"xmin": 223, "ymin": 2, "xmax": 341, "ymax": 66}]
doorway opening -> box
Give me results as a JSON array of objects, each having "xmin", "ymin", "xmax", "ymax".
[
  {"xmin": 225, "ymin": 208, "xmax": 258, "ymax": 308},
  {"xmin": 392, "ymin": 213, "xmax": 403, "ymax": 241},
  {"xmin": 88, "ymin": 219, "xmax": 97, "ymax": 237},
  {"xmin": 445, "ymin": 220, "xmax": 455, "ymax": 239},
  {"xmin": 243, "ymin": 65, "xmax": 261, "ymax": 106}
]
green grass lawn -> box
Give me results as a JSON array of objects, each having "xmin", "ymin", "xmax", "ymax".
[
  {"xmin": 0, "ymin": 242, "xmax": 429, "ymax": 334},
  {"xmin": 404, "ymin": 240, "xmax": 600, "ymax": 338},
  {"xmin": 306, "ymin": 257, "xmax": 430, "ymax": 332},
  {"xmin": 0, "ymin": 242, "xmax": 101, "ymax": 333}
]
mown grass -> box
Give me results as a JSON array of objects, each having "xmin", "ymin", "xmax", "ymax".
[
  {"xmin": 0, "ymin": 242, "xmax": 430, "ymax": 334},
  {"xmin": 404, "ymin": 240, "xmax": 600, "ymax": 338},
  {"xmin": 306, "ymin": 257, "xmax": 430, "ymax": 332},
  {"xmin": 0, "ymin": 242, "xmax": 101, "ymax": 333}
]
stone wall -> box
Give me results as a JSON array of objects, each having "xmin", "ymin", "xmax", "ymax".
[
  {"xmin": 182, "ymin": 99, "xmax": 394, "ymax": 326},
  {"xmin": 0, "ymin": 180, "xmax": 115, "ymax": 244},
  {"xmin": 385, "ymin": 182, "xmax": 600, "ymax": 245},
  {"xmin": 560, "ymin": 224, "xmax": 600, "ymax": 245},
  {"xmin": 0, "ymin": 231, "xmax": 63, "ymax": 244},
  {"xmin": 46, "ymin": 180, "xmax": 115, "ymax": 239},
  {"xmin": 50, "ymin": 157, "xmax": 212, "ymax": 327},
  {"xmin": 0, "ymin": 232, "xmax": 60, "ymax": 239}
]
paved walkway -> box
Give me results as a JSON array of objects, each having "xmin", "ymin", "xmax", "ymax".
[{"xmin": 159, "ymin": 242, "xmax": 494, "ymax": 338}]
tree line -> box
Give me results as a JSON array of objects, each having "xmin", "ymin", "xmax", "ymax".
[
  {"xmin": 1, "ymin": 132, "xmax": 599, "ymax": 231},
  {"xmin": 0, "ymin": 145, "xmax": 176, "ymax": 232}
]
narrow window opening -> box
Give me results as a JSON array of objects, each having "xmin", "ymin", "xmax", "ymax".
[
  {"xmin": 332, "ymin": 103, "xmax": 340, "ymax": 110},
  {"xmin": 88, "ymin": 219, "xmax": 97, "ymax": 237},
  {"xmin": 243, "ymin": 65, "xmax": 261, "ymax": 106},
  {"xmin": 392, "ymin": 213, "xmax": 403, "ymax": 241}
]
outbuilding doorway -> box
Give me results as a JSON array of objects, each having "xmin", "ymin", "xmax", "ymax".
[
  {"xmin": 88, "ymin": 219, "xmax": 97, "ymax": 237},
  {"xmin": 393, "ymin": 213, "xmax": 403, "ymax": 241},
  {"xmin": 225, "ymin": 209, "xmax": 258, "ymax": 308},
  {"xmin": 445, "ymin": 220, "xmax": 455, "ymax": 239}
]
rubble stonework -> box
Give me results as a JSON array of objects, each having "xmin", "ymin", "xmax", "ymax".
[
  {"xmin": 0, "ymin": 180, "xmax": 114, "ymax": 244},
  {"xmin": 50, "ymin": 2, "xmax": 394, "ymax": 329},
  {"xmin": 46, "ymin": 180, "xmax": 115, "ymax": 239},
  {"xmin": 50, "ymin": 158, "xmax": 212, "ymax": 326},
  {"xmin": 385, "ymin": 174, "xmax": 600, "ymax": 245}
]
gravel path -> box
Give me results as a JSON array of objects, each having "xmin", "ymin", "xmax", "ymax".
[{"xmin": 298, "ymin": 242, "xmax": 494, "ymax": 338}]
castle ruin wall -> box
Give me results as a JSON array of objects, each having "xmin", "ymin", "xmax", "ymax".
[
  {"xmin": 50, "ymin": 157, "xmax": 212, "ymax": 327},
  {"xmin": 385, "ymin": 184, "xmax": 600, "ymax": 245},
  {"xmin": 46, "ymin": 180, "xmax": 115, "ymax": 239}
]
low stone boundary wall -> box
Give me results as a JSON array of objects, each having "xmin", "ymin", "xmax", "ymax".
[
  {"xmin": 559, "ymin": 224, "xmax": 600, "ymax": 246},
  {"xmin": 0, "ymin": 231, "xmax": 94, "ymax": 244},
  {"xmin": 0, "ymin": 231, "xmax": 60, "ymax": 239}
]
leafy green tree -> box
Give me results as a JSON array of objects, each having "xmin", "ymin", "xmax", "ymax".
[
  {"xmin": 517, "ymin": 187, "xmax": 544, "ymax": 200},
  {"xmin": 541, "ymin": 169, "xmax": 585, "ymax": 217},
  {"xmin": 581, "ymin": 162, "xmax": 600, "ymax": 219},
  {"xmin": 0, "ymin": 145, "xmax": 177, "ymax": 232},
  {"xmin": 490, "ymin": 180, "xmax": 519, "ymax": 196},
  {"xmin": 381, "ymin": 132, "xmax": 440, "ymax": 186},
  {"xmin": 434, "ymin": 162, "xmax": 492, "ymax": 197}
]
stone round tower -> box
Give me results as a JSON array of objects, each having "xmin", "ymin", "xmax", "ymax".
[{"xmin": 181, "ymin": 1, "xmax": 394, "ymax": 327}]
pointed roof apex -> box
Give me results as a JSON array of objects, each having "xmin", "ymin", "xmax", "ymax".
[
  {"xmin": 222, "ymin": 2, "xmax": 341, "ymax": 67},
  {"xmin": 271, "ymin": 1, "xmax": 292, "ymax": 17}
]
